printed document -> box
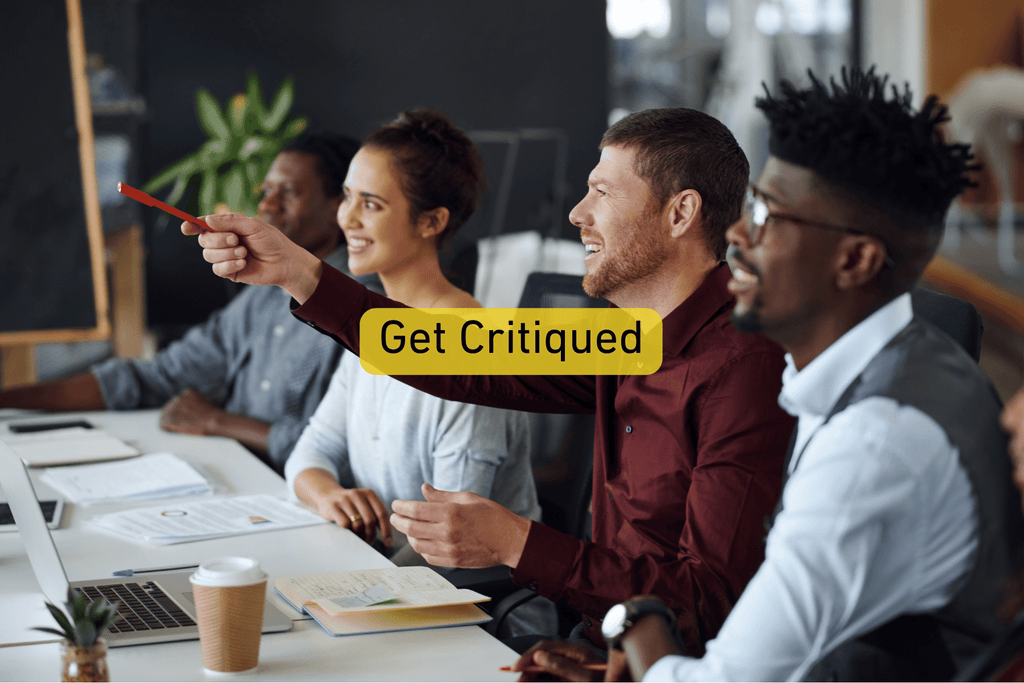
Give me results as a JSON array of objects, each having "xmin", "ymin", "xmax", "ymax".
[
  {"xmin": 40, "ymin": 452, "xmax": 213, "ymax": 504},
  {"xmin": 89, "ymin": 494, "xmax": 326, "ymax": 545}
]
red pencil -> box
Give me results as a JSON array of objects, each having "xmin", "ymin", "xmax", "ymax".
[
  {"xmin": 117, "ymin": 182, "xmax": 215, "ymax": 232},
  {"xmin": 500, "ymin": 663, "xmax": 607, "ymax": 673}
]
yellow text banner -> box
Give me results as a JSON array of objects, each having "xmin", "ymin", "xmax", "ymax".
[{"xmin": 359, "ymin": 308, "xmax": 663, "ymax": 375}]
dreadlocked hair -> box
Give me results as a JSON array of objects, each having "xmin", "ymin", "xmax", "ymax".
[{"xmin": 756, "ymin": 66, "xmax": 977, "ymax": 228}]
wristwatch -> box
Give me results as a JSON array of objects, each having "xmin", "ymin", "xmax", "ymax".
[{"xmin": 601, "ymin": 594, "xmax": 679, "ymax": 651}]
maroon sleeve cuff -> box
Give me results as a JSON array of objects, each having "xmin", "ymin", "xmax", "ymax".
[
  {"xmin": 292, "ymin": 263, "xmax": 357, "ymax": 336},
  {"xmin": 512, "ymin": 520, "xmax": 583, "ymax": 601},
  {"xmin": 292, "ymin": 261, "xmax": 405, "ymax": 353}
]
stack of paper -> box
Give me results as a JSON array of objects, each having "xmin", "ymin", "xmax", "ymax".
[
  {"xmin": 4, "ymin": 427, "xmax": 140, "ymax": 467},
  {"xmin": 275, "ymin": 567, "xmax": 491, "ymax": 636},
  {"xmin": 41, "ymin": 452, "xmax": 214, "ymax": 505},
  {"xmin": 88, "ymin": 494, "xmax": 326, "ymax": 545}
]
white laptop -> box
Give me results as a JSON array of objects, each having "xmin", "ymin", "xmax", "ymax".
[{"xmin": 0, "ymin": 436, "xmax": 293, "ymax": 646}]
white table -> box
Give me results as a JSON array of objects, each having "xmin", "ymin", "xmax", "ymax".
[{"xmin": 0, "ymin": 410, "xmax": 519, "ymax": 681}]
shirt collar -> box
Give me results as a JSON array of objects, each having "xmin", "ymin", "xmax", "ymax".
[
  {"xmin": 661, "ymin": 262, "xmax": 735, "ymax": 358},
  {"xmin": 779, "ymin": 292, "xmax": 913, "ymax": 417}
]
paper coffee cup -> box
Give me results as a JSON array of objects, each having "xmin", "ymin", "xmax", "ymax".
[{"xmin": 190, "ymin": 557, "xmax": 268, "ymax": 674}]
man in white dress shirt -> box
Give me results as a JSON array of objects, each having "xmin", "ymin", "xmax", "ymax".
[{"xmin": 513, "ymin": 67, "xmax": 1024, "ymax": 682}]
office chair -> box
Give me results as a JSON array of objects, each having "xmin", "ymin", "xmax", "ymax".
[
  {"xmin": 449, "ymin": 272, "xmax": 600, "ymax": 637},
  {"xmin": 910, "ymin": 285, "xmax": 984, "ymax": 362},
  {"xmin": 517, "ymin": 272, "xmax": 608, "ymax": 310},
  {"xmin": 900, "ymin": 285, "xmax": 1006, "ymax": 681},
  {"xmin": 444, "ymin": 241, "xmax": 478, "ymax": 296},
  {"xmin": 957, "ymin": 607, "xmax": 1024, "ymax": 681},
  {"xmin": 444, "ymin": 234, "xmax": 590, "ymax": 307},
  {"xmin": 513, "ymin": 271, "xmax": 599, "ymax": 549}
]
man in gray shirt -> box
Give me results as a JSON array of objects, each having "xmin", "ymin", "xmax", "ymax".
[{"xmin": 0, "ymin": 132, "xmax": 376, "ymax": 474}]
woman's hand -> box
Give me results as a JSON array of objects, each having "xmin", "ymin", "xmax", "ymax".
[
  {"xmin": 294, "ymin": 469, "xmax": 392, "ymax": 546},
  {"xmin": 182, "ymin": 213, "xmax": 323, "ymax": 304},
  {"xmin": 313, "ymin": 486, "xmax": 393, "ymax": 546}
]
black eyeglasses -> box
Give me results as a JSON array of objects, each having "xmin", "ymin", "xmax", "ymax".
[{"xmin": 743, "ymin": 184, "xmax": 896, "ymax": 269}]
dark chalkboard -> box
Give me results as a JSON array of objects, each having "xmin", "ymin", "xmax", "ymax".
[{"xmin": 0, "ymin": 0, "xmax": 109, "ymax": 344}]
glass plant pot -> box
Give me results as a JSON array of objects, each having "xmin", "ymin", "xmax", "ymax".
[{"xmin": 61, "ymin": 639, "xmax": 109, "ymax": 682}]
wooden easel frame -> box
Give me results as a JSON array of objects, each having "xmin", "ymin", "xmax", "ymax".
[{"xmin": 0, "ymin": 0, "xmax": 112, "ymax": 383}]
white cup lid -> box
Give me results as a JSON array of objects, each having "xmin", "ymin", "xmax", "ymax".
[{"xmin": 189, "ymin": 557, "xmax": 266, "ymax": 587}]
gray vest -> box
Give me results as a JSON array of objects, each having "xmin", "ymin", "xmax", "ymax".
[{"xmin": 798, "ymin": 317, "xmax": 1024, "ymax": 681}]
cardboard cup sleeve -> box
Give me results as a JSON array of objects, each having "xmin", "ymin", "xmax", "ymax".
[{"xmin": 192, "ymin": 581, "xmax": 266, "ymax": 673}]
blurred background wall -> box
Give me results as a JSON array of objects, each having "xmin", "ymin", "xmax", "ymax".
[
  {"xmin": 81, "ymin": 0, "xmax": 608, "ymax": 335},
  {"xmin": 4, "ymin": 0, "xmax": 1024, "ymax": 399},
  {"xmin": 597, "ymin": 0, "xmax": 1024, "ymax": 400}
]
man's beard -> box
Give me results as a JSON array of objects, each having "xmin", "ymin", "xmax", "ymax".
[
  {"xmin": 730, "ymin": 303, "xmax": 764, "ymax": 334},
  {"xmin": 582, "ymin": 211, "xmax": 668, "ymax": 299}
]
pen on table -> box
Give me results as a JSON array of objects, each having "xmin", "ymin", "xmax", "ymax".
[
  {"xmin": 500, "ymin": 664, "xmax": 608, "ymax": 673},
  {"xmin": 111, "ymin": 564, "xmax": 200, "ymax": 577}
]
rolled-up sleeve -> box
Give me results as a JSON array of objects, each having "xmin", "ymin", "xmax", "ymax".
[{"xmin": 91, "ymin": 306, "xmax": 236, "ymax": 410}]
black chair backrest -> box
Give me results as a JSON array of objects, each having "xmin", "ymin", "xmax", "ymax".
[
  {"xmin": 443, "ymin": 240, "xmax": 479, "ymax": 296},
  {"xmin": 518, "ymin": 272, "xmax": 608, "ymax": 310},
  {"xmin": 956, "ymin": 607, "xmax": 1024, "ymax": 680},
  {"xmin": 517, "ymin": 272, "xmax": 602, "ymax": 541},
  {"xmin": 910, "ymin": 286, "xmax": 984, "ymax": 362}
]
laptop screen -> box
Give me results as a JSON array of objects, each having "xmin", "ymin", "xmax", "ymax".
[{"xmin": 0, "ymin": 437, "xmax": 71, "ymax": 605}]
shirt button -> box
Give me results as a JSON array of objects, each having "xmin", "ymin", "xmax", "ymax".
[
  {"xmin": 260, "ymin": 379, "xmax": 271, "ymax": 391},
  {"xmin": 584, "ymin": 618, "xmax": 593, "ymax": 628},
  {"xmin": 274, "ymin": 325, "xmax": 286, "ymax": 336},
  {"xmin": 625, "ymin": 425, "xmax": 632, "ymax": 433},
  {"xmin": 529, "ymin": 582, "xmax": 538, "ymax": 591},
  {"xmin": 608, "ymin": 491, "xmax": 614, "ymax": 501}
]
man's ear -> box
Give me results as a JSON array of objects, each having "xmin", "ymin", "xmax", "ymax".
[
  {"xmin": 834, "ymin": 236, "xmax": 888, "ymax": 290},
  {"xmin": 667, "ymin": 189, "xmax": 702, "ymax": 239},
  {"xmin": 417, "ymin": 207, "xmax": 450, "ymax": 239}
]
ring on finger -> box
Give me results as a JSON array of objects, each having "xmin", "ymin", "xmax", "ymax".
[{"xmin": 349, "ymin": 514, "xmax": 363, "ymax": 524}]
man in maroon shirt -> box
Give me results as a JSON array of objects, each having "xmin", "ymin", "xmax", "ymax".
[{"xmin": 184, "ymin": 109, "xmax": 795, "ymax": 655}]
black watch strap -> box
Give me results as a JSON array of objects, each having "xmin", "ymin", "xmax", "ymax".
[{"xmin": 603, "ymin": 595, "xmax": 679, "ymax": 651}]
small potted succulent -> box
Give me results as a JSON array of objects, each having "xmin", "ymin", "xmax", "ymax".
[{"xmin": 33, "ymin": 588, "xmax": 117, "ymax": 682}]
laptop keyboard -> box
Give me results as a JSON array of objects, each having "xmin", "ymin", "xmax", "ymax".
[{"xmin": 80, "ymin": 582, "xmax": 196, "ymax": 633}]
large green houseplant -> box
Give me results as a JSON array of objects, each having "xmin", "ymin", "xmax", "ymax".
[{"xmin": 143, "ymin": 72, "xmax": 308, "ymax": 217}]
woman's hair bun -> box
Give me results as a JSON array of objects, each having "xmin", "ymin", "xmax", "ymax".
[
  {"xmin": 364, "ymin": 108, "xmax": 487, "ymax": 243},
  {"xmin": 394, "ymin": 109, "xmax": 461, "ymax": 157}
]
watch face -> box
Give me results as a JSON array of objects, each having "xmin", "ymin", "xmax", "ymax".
[{"xmin": 602, "ymin": 603, "xmax": 628, "ymax": 640}]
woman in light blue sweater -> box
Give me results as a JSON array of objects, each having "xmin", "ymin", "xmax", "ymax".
[{"xmin": 285, "ymin": 109, "xmax": 540, "ymax": 564}]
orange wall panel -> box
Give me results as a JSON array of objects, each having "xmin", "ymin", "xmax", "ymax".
[
  {"xmin": 928, "ymin": 0, "xmax": 1024, "ymax": 96},
  {"xmin": 927, "ymin": 0, "xmax": 1024, "ymax": 206}
]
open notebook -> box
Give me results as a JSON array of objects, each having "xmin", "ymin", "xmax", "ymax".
[{"xmin": 276, "ymin": 566, "xmax": 491, "ymax": 636}]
